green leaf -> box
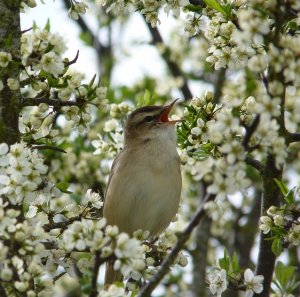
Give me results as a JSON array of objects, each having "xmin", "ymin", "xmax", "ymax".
[
  {"xmin": 219, "ymin": 250, "xmax": 229, "ymax": 270},
  {"xmin": 143, "ymin": 89, "xmax": 152, "ymax": 106},
  {"xmin": 79, "ymin": 31, "xmax": 93, "ymax": 46},
  {"xmin": 231, "ymin": 252, "xmax": 240, "ymax": 272},
  {"xmin": 203, "ymin": 0, "xmax": 230, "ymax": 17},
  {"xmin": 201, "ymin": 142, "xmax": 214, "ymax": 153},
  {"xmin": 275, "ymin": 261, "xmax": 297, "ymax": 290},
  {"xmin": 284, "ymin": 187, "xmax": 296, "ymax": 205},
  {"xmin": 130, "ymin": 290, "xmax": 138, "ymax": 297},
  {"xmin": 44, "ymin": 19, "xmax": 51, "ymax": 32},
  {"xmin": 271, "ymin": 237, "xmax": 283, "ymax": 257},
  {"xmin": 274, "ymin": 178, "xmax": 289, "ymax": 196},
  {"xmin": 88, "ymin": 74, "xmax": 97, "ymax": 89},
  {"xmin": 56, "ymin": 182, "xmax": 72, "ymax": 194},
  {"xmin": 183, "ymin": 103, "xmax": 197, "ymax": 115},
  {"xmin": 32, "ymin": 20, "xmax": 38, "ymax": 31},
  {"xmin": 190, "ymin": 150, "xmax": 209, "ymax": 160},
  {"xmin": 287, "ymin": 20, "xmax": 298, "ymax": 31},
  {"xmin": 185, "ymin": 4, "xmax": 203, "ymax": 14}
]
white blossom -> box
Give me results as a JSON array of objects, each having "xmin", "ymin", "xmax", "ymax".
[
  {"xmin": 288, "ymin": 224, "xmax": 300, "ymax": 246},
  {"xmin": 0, "ymin": 51, "xmax": 12, "ymax": 67},
  {"xmin": 207, "ymin": 268, "xmax": 228, "ymax": 297},
  {"xmin": 84, "ymin": 189, "xmax": 103, "ymax": 209},
  {"xmin": 39, "ymin": 52, "xmax": 64, "ymax": 77},
  {"xmin": 259, "ymin": 216, "xmax": 273, "ymax": 234},
  {"xmin": 244, "ymin": 268, "xmax": 264, "ymax": 297},
  {"xmin": 7, "ymin": 78, "xmax": 19, "ymax": 90},
  {"xmin": 98, "ymin": 284, "xmax": 130, "ymax": 297}
]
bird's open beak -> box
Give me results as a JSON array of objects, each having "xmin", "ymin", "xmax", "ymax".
[{"xmin": 159, "ymin": 98, "xmax": 181, "ymax": 124}]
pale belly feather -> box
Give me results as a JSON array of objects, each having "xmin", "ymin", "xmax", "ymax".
[{"xmin": 104, "ymin": 139, "xmax": 182, "ymax": 237}]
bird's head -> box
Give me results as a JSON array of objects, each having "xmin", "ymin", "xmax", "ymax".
[{"xmin": 124, "ymin": 99, "xmax": 180, "ymax": 146}]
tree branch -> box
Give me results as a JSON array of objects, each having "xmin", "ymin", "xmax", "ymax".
[
  {"xmin": 242, "ymin": 115, "xmax": 260, "ymax": 150},
  {"xmin": 89, "ymin": 251, "xmax": 101, "ymax": 297},
  {"xmin": 190, "ymin": 182, "xmax": 211, "ymax": 297},
  {"xmin": 0, "ymin": 0, "xmax": 22, "ymax": 144},
  {"xmin": 255, "ymin": 3, "xmax": 287, "ymax": 295},
  {"xmin": 22, "ymin": 97, "xmax": 86, "ymax": 108},
  {"xmin": 287, "ymin": 132, "xmax": 300, "ymax": 144},
  {"xmin": 31, "ymin": 145, "xmax": 67, "ymax": 153},
  {"xmin": 137, "ymin": 194, "xmax": 214, "ymax": 297},
  {"xmin": 62, "ymin": 0, "xmax": 113, "ymax": 81},
  {"xmin": 0, "ymin": 284, "xmax": 8, "ymax": 297},
  {"xmin": 65, "ymin": 50, "xmax": 79, "ymax": 67},
  {"xmin": 191, "ymin": 212, "xmax": 211, "ymax": 297},
  {"xmin": 63, "ymin": 0, "xmax": 108, "ymax": 55},
  {"xmin": 255, "ymin": 154, "xmax": 283, "ymax": 297},
  {"xmin": 189, "ymin": 0, "xmax": 205, "ymax": 6},
  {"xmin": 245, "ymin": 156, "xmax": 263, "ymax": 173},
  {"xmin": 212, "ymin": 68, "xmax": 226, "ymax": 104},
  {"xmin": 233, "ymin": 189, "xmax": 261, "ymax": 268},
  {"xmin": 143, "ymin": 17, "xmax": 193, "ymax": 101},
  {"xmin": 43, "ymin": 215, "xmax": 83, "ymax": 232},
  {"xmin": 53, "ymin": 272, "xmax": 67, "ymax": 283}
]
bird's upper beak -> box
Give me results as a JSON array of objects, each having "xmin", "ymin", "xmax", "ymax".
[{"xmin": 159, "ymin": 98, "xmax": 181, "ymax": 124}]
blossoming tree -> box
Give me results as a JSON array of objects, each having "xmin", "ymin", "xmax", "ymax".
[{"xmin": 0, "ymin": 0, "xmax": 300, "ymax": 297}]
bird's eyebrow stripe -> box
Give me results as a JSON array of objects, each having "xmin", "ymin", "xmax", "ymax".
[{"xmin": 130, "ymin": 106, "xmax": 162, "ymax": 117}]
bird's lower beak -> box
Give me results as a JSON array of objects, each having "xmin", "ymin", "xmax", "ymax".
[{"xmin": 159, "ymin": 98, "xmax": 182, "ymax": 124}]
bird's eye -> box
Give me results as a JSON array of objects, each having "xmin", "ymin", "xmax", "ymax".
[{"xmin": 144, "ymin": 116, "xmax": 153, "ymax": 122}]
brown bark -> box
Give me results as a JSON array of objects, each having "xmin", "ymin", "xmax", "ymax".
[{"xmin": 0, "ymin": 0, "xmax": 21, "ymax": 144}]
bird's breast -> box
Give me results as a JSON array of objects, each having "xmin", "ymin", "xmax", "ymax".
[{"xmin": 104, "ymin": 139, "xmax": 182, "ymax": 237}]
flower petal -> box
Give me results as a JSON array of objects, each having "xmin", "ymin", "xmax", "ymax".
[
  {"xmin": 0, "ymin": 143, "xmax": 9, "ymax": 155},
  {"xmin": 244, "ymin": 268, "xmax": 254, "ymax": 282}
]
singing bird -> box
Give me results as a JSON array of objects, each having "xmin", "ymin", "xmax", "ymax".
[{"xmin": 103, "ymin": 99, "xmax": 182, "ymax": 284}]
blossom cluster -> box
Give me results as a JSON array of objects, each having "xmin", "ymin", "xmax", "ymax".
[
  {"xmin": 97, "ymin": 0, "xmax": 190, "ymax": 27},
  {"xmin": 0, "ymin": 143, "xmax": 188, "ymax": 296},
  {"xmin": 178, "ymin": 81, "xmax": 291, "ymax": 201},
  {"xmin": 178, "ymin": 92, "xmax": 250, "ymax": 200},
  {"xmin": 0, "ymin": 141, "xmax": 146, "ymax": 295},
  {"xmin": 92, "ymin": 102, "xmax": 133, "ymax": 157},
  {"xmin": 68, "ymin": 0, "xmax": 88, "ymax": 20},
  {"xmin": 19, "ymin": 26, "xmax": 109, "ymax": 139},
  {"xmin": 207, "ymin": 267, "xmax": 263, "ymax": 297},
  {"xmin": 5, "ymin": 0, "xmax": 300, "ymax": 295},
  {"xmin": 0, "ymin": 142, "xmax": 48, "ymax": 204},
  {"xmin": 260, "ymin": 203, "xmax": 300, "ymax": 249},
  {"xmin": 204, "ymin": 2, "xmax": 268, "ymax": 71}
]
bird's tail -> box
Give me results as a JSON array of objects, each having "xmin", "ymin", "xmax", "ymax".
[{"xmin": 104, "ymin": 262, "xmax": 123, "ymax": 285}]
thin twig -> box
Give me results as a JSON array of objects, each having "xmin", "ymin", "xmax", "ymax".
[
  {"xmin": 31, "ymin": 145, "xmax": 67, "ymax": 153},
  {"xmin": 22, "ymin": 97, "xmax": 86, "ymax": 108},
  {"xmin": 242, "ymin": 115, "xmax": 260, "ymax": 150},
  {"xmin": 245, "ymin": 156, "xmax": 263, "ymax": 173},
  {"xmin": 137, "ymin": 194, "xmax": 214, "ymax": 297},
  {"xmin": 62, "ymin": 0, "xmax": 108, "ymax": 54},
  {"xmin": 65, "ymin": 50, "xmax": 79, "ymax": 67},
  {"xmin": 0, "ymin": 284, "xmax": 8, "ymax": 297},
  {"xmin": 213, "ymin": 68, "xmax": 226, "ymax": 104},
  {"xmin": 143, "ymin": 17, "xmax": 193, "ymax": 101},
  {"xmin": 89, "ymin": 251, "xmax": 101, "ymax": 297},
  {"xmin": 287, "ymin": 132, "xmax": 300, "ymax": 144},
  {"xmin": 189, "ymin": 0, "xmax": 205, "ymax": 6},
  {"xmin": 21, "ymin": 27, "xmax": 32, "ymax": 34},
  {"xmin": 43, "ymin": 215, "xmax": 82, "ymax": 232},
  {"xmin": 53, "ymin": 272, "xmax": 67, "ymax": 283}
]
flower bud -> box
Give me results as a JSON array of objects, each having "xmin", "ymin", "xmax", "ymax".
[
  {"xmin": 0, "ymin": 267, "xmax": 13, "ymax": 281},
  {"xmin": 205, "ymin": 90, "xmax": 214, "ymax": 101},
  {"xmin": 267, "ymin": 206, "xmax": 277, "ymax": 216},
  {"xmin": 191, "ymin": 127, "xmax": 201, "ymax": 136},
  {"xmin": 273, "ymin": 214, "xmax": 284, "ymax": 226},
  {"xmin": 38, "ymin": 103, "xmax": 49, "ymax": 113}
]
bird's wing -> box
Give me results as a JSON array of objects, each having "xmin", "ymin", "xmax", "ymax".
[{"xmin": 103, "ymin": 150, "xmax": 125, "ymax": 207}]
